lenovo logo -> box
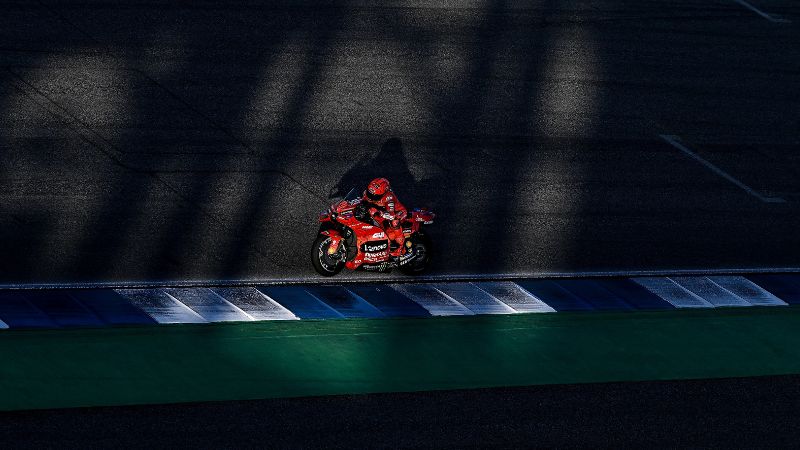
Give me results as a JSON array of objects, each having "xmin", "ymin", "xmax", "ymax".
[{"xmin": 362, "ymin": 242, "xmax": 388, "ymax": 252}]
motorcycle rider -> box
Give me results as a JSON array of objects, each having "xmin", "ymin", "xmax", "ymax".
[{"xmin": 361, "ymin": 177, "xmax": 408, "ymax": 252}]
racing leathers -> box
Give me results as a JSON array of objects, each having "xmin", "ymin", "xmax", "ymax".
[{"xmin": 362, "ymin": 190, "xmax": 407, "ymax": 252}]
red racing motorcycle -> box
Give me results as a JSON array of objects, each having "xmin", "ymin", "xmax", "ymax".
[{"xmin": 312, "ymin": 188, "xmax": 434, "ymax": 276}]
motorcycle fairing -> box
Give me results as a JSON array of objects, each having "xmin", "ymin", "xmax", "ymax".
[{"xmin": 318, "ymin": 187, "xmax": 434, "ymax": 272}]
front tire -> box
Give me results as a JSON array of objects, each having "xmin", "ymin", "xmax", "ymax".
[
  {"xmin": 312, "ymin": 235, "xmax": 345, "ymax": 276},
  {"xmin": 399, "ymin": 232, "xmax": 432, "ymax": 275}
]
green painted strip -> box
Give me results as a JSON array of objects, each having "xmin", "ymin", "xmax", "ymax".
[{"xmin": 2, "ymin": 307, "xmax": 800, "ymax": 411}]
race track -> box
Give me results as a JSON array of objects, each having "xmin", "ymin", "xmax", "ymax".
[{"xmin": 1, "ymin": 0, "xmax": 799, "ymax": 284}]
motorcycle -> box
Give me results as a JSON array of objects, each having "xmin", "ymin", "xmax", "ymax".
[{"xmin": 312, "ymin": 188, "xmax": 434, "ymax": 276}]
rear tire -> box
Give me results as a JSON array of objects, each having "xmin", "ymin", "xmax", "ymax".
[
  {"xmin": 312, "ymin": 235, "xmax": 345, "ymax": 276},
  {"xmin": 399, "ymin": 232, "xmax": 432, "ymax": 275}
]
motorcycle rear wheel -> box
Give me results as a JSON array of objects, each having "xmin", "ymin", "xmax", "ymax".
[
  {"xmin": 312, "ymin": 235, "xmax": 345, "ymax": 276},
  {"xmin": 399, "ymin": 232, "xmax": 432, "ymax": 275}
]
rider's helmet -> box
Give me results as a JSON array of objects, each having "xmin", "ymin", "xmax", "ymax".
[{"xmin": 364, "ymin": 177, "xmax": 390, "ymax": 202}]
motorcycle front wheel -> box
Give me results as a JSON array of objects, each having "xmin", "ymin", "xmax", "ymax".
[{"xmin": 312, "ymin": 235, "xmax": 345, "ymax": 276}]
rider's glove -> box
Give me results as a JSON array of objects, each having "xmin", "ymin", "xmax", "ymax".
[{"xmin": 380, "ymin": 212, "xmax": 394, "ymax": 220}]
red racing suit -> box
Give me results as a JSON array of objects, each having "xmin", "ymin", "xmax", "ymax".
[{"xmin": 362, "ymin": 190, "xmax": 407, "ymax": 251}]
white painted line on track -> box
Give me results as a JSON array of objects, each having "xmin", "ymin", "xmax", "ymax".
[
  {"xmin": 732, "ymin": 0, "xmax": 791, "ymax": 23},
  {"xmin": 634, "ymin": 277, "xmax": 713, "ymax": 308},
  {"xmin": 164, "ymin": 288, "xmax": 257, "ymax": 322},
  {"xmin": 434, "ymin": 283, "xmax": 517, "ymax": 315},
  {"xmin": 659, "ymin": 135, "xmax": 786, "ymax": 203},
  {"xmin": 117, "ymin": 289, "xmax": 207, "ymax": 324},
  {"xmin": 708, "ymin": 276, "xmax": 787, "ymax": 306}
]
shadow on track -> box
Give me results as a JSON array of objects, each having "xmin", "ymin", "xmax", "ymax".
[{"xmin": 330, "ymin": 137, "xmax": 416, "ymax": 201}]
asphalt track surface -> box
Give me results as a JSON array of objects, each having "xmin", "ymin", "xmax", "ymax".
[
  {"xmin": 2, "ymin": 376, "xmax": 800, "ymax": 448},
  {"xmin": 2, "ymin": 1, "xmax": 800, "ymax": 446},
  {"xmin": 1, "ymin": 0, "xmax": 799, "ymax": 285}
]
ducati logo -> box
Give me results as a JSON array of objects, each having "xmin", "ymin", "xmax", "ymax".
[{"xmin": 364, "ymin": 251, "xmax": 388, "ymax": 262}]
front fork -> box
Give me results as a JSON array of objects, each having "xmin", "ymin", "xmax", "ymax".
[{"xmin": 320, "ymin": 230, "xmax": 343, "ymax": 256}]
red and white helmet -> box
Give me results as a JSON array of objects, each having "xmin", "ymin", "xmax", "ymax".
[{"xmin": 365, "ymin": 177, "xmax": 391, "ymax": 201}]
